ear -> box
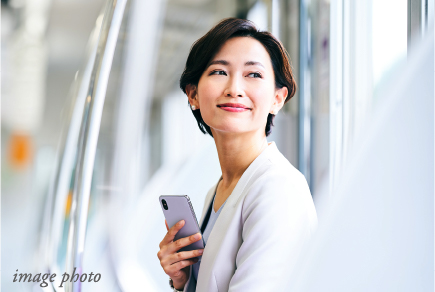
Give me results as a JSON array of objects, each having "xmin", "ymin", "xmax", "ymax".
[
  {"xmin": 270, "ymin": 86, "xmax": 288, "ymax": 114},
  {"xmin": 185, "ymin": 84, "xmax": 200, "ymax": 109}
]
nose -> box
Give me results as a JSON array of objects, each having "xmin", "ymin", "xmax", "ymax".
[{"xmin": 223, "ymin": 75, "xmax": 245, "ymax": 98}]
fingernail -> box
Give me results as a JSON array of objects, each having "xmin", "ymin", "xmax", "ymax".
[
  {"xmin": 198, "ymin": 249, "xmax": 203, "ymax": 254},
  {"xmin": 177, "ymin": 220, "xmax": 184, "ymax": 227},
  {"xmin": 194, "ymin": 234, "xmax": 201, "ymax": 240}
]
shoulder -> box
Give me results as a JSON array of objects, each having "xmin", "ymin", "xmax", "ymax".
[
  {"xmin": 241, "ymin": 147, "xmax": 316, "ymax": 225},
  {"xmin": 249, "ymin": 149, "xmax": 310, "ymax": 199}
]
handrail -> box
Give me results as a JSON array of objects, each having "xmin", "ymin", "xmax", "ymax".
[
  {"xmin": 47, "ymin": 38, "xmax": 98, "ymax": 290},
  {"xmin": 64, "ymin": 0, "xmax": 127, "ymax": 291},
  {"xmin": 43, "ymin": 12, "xmax": 100, "ymax": 292}
]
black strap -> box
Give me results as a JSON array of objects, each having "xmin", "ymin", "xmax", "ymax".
[{"xmin": 200, "ymin": 192, "xmax": 215, "ymax": 234}]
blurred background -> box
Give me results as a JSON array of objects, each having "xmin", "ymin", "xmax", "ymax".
[{"xmin": 1, "ymin": 0, "xmax": 433, "ymax": 291}]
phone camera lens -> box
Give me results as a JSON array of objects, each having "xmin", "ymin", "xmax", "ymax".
[{"xmin": 162, "ymin": 199, "xmax": 168, "ymax": 210}]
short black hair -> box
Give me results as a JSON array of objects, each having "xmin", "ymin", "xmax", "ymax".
[{"xmin": 180, "ymin": 18, "xmax": 297, "ymax": 137}]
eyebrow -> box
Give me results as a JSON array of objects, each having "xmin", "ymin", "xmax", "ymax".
[
  {"xmin": 208, "ymin": 60, "xmax": 229, "ymax": 67},
  {"xmin": 207, "ymin": 60, "xmax": 265, "ymax": 69},
  {"xmin": 244, "ymin": 61, "xmax": 265, "ymax": 68}
]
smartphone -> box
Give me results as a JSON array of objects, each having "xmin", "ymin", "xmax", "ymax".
[{"xmin": 159, "ymin": 195, "xmax": 205, "ymax": 252}]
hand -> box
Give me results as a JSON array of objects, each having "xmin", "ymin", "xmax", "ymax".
[{"xmin": 157, "ymin": 219, "xmax": 204, "ymax": 290}]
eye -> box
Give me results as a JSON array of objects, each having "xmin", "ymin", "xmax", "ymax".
[
  {"xmin": 210, "ymin": 70, "xmax": 227, "ymax": 76},
  {"xmin": 246, "ymin": 72, "xmax": 262, "ymax": 78}
]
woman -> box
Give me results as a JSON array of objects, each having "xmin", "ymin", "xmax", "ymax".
[{"xmin": 157, "ymin": 18, "xmax": 317, "ymax": 292}]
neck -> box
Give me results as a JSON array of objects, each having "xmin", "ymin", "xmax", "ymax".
[{"xmin": 211, "ymin": 128, "xmax": 269, "ymax": 186}]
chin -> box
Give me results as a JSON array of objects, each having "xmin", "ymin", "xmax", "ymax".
[
  {"xmin": 210, "ymin": 123, "xmax": 255, "ymax": 136},
  {"xmin": 205, "ymin": 116, "xmax": 262, "ymax": 136}
]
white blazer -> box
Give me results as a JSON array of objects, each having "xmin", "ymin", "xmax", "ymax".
[{"xmin": 183, "ymin": 142, "xmax": 317, "ymax": 292}]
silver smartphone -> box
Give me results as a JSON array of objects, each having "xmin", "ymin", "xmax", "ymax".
[{"xmin": 159, "ymin": 195, "xmax": 205, "ymax": 252}]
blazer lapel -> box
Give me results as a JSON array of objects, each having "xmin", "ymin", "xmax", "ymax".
[
  {"xmin": 184, "ymin": 178, "xmax": 221, "ymax": 292},
  {"xmin": 225, "ymin": 142, "xmax": 278, "ymax": 207},
  {"xmin": 199, "ymin": 142, "xmax": 278, "ymax": 225},
  {"xmin": 195, "ymin": 142, "xmax": 279, "ymax": 291}
]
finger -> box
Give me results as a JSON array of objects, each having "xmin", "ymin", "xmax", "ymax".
[
  {"xmin": 169, "ymin": 232, "xmax": 202, "ymax": 253},
  {"xmin": 159, "ymin": 220, "xmax": 184, "ymax": 249},
  {"xmin": 161, "ymin": 220, "xmax": 185, "ymax": 246},
  {"xmin": 166, "ymin": 258, "xmax": 199, "ymax": 277},
  {"xmin": 163, "ymin": 249, "xmax": 204, "ymax": 266}
]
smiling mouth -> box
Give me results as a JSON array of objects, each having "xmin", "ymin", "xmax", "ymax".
[{"xmin": 217, "ymin": 103, "xmax": 252, "ymax": 111}]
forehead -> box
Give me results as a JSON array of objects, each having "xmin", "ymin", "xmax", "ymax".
[{"xmin": 211, "ymin": 36, "xmax": 272, "ymax": 69}]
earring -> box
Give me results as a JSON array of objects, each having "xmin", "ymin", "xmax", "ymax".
[
  {"xmin": 191, "ymin": 105, "xmax": 197, "ymax": 110},
  {"xmin": 270, "ymin": 110, "xmax": 278, "ymax": 115}
]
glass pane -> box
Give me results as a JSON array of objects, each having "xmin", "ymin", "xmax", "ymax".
[{"xmin": 372, "ymin": 0, "xmax": 407, "ymax": 89}]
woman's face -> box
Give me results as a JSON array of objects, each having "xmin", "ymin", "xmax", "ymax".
[{"xmin": 187, "ymin": 36, "xmax": 288, "ymax": 137}]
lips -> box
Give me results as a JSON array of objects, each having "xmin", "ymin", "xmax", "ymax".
[{"xmin": 217, "ymin": 103, "xmax": 251, "ymax": 112}]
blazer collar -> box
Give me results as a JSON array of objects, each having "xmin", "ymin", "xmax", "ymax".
[{"xmin": 198, "ymin": 141, "xmax": 279, "ymax": 227}]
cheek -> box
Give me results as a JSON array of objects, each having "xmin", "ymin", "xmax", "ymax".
[
  {"xmin": 249, "ymin": 86, "xmax": 275, "ymax": 112},
  {"xmin": 197, "ymin": 81, "xmax": 221, "ymax": 106},
  {"xmin": 252, "ymin": 98, "xmax": 272, "ymax": 120}
]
